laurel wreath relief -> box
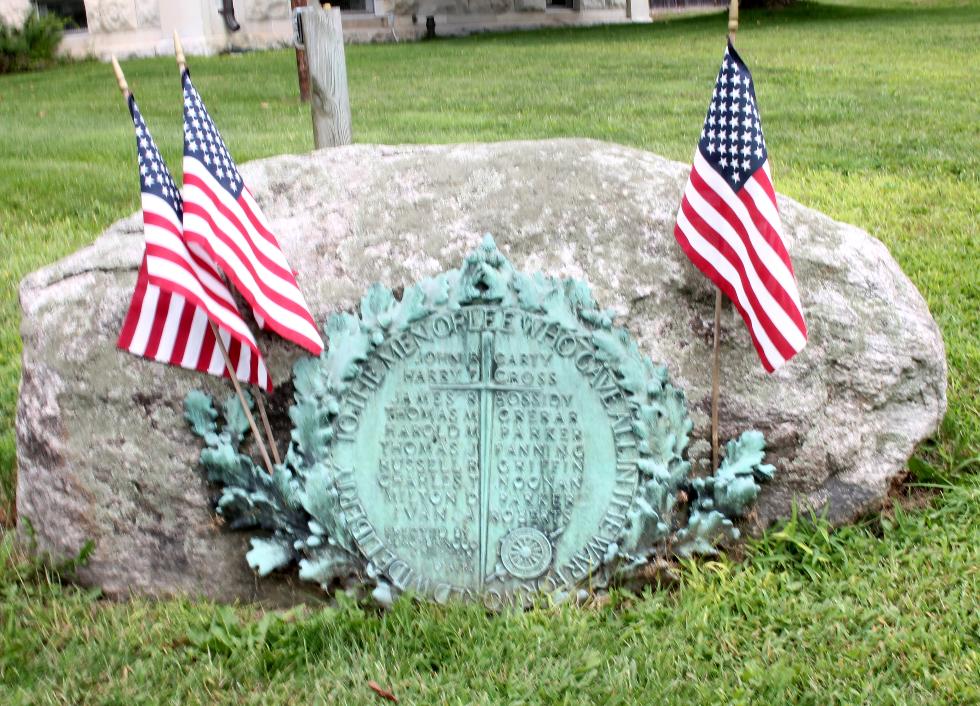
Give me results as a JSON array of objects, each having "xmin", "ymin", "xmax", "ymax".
[{"xmin": 185, "ymin": 236, "xmax": 775, "ymax": 606}]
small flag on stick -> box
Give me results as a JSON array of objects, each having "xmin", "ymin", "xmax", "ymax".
[
  {"xmin": 674, "ymin": 40, "xmax": 807, "ymax": 373},
  {"xmin": 179, "ymin": 67, "xmax": 325, "ymax": 356},
  {"xmin": 117, "ymin": 87, "xmax": 272, "ymax": 392}
]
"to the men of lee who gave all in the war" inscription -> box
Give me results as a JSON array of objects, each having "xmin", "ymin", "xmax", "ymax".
[
  {"xmin": 330, "ymin": 304, "xmax": 642, "ymax": 606},
  {"xmin": 186, "ymin": 235, "xmax": 776, "ymax": 605}
]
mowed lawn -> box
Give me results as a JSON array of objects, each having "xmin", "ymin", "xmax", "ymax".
[{"xmin": 1, "ymin": 0, "xmax": 978, "ymax": 703}]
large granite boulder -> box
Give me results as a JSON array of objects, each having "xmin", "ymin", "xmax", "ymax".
[{"xmin": 16, "ymin": 139, "xmax": 946, "ymax": 601}]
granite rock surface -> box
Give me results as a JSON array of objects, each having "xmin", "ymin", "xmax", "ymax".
[{"xmin": 16, "ymin": 139, "xmax": 946, "ymax": 601}]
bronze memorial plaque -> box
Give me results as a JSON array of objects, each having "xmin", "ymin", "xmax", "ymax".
[
  {"xmin": 187, "ymin": 236, "xmax": 774, "ymax": 607},
  {"xmin": 323, "ymin": 236, "xmax": 656, "ymax": 607},
  {"xmin": 330, "ymin": 303, "xmax": 642, "ymax": 605}
]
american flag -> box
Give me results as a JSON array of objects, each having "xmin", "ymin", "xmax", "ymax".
[
  {"xmin": 179, "ymin": 69, "xmax": 325, "ymax": 356},
  {"xmin": 674, "ymin": 41, "xmax": 807, "ymax": 372},
  {"xmin": 118, "ymin": 94, "xmax": 272, "ymax": 391}
]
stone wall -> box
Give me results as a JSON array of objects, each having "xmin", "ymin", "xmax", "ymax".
[
  {"xmin": 55, "ymin": 0, "xmax": 648, "ymax": 57},
  {"xmin": 83, "ymin": 0, "xmax": 159, "ymax": 34}
]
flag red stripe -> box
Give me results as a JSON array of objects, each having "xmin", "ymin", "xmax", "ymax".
[
  {"xmin": 742, "ymin": 168, "xmax": 803, "ymax": 283},
  {"xmin": 679, "ymin": 196, "xmax": 797, "ymax": 361},
  {"xmin": 226, "ymin": 336, "xmax": 242, "ymax": 379},
  {"xmin": 249, "ymin": 348, "xmax": 259, "ymax": 389},
  {"xmin": 171, "ymin": 302, "xmax": 196, "ymax": 365},
  {"xmin": 673, "ymin": 223, "xmax": 776, "ymax": 373},
  {"xmin": 143, "ymin": 287, "xmax": 172, "ymax": 360},
  {"xmin": 181, "ymin": 208, "xmax": 315, "ymax": 325},
  {"xmin": 118, "ymin": 259, "xmax": 149, "ymax": 350},
  {"xmin": 183, "ymin": 173, "xmax": 295, "ymax": 282},
  {"xmin": 143, "ymin": 212, "xmax": 183, "ymax": 239},
  {"xmin": 196, "ymin": 328, "xmax": 217, "ymax": 375},
  {"xmin": 689, "ymin": 165, "xmax": 807, "ymax": 335}
]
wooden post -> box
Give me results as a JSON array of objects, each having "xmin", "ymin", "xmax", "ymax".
[
  {"xmin": 292, "ymin": 0, "xmax": 312, "ymax": 102},
  {"xmin": 710, "ymin": 0, "xmax": 739, "ymax": 472},
  {"xmin": 303, "ymin": 3, "xmax": 353, "ymax": 149}
]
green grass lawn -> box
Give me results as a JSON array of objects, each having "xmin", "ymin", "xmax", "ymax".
[{"xmin": 1, "ymin": 0, "xmax": 978, "ymax": 702}]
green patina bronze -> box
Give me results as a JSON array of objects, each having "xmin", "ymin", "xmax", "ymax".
[{"xmin": 185, "ymin": 235, "xmax": 776, "ymax": 607}]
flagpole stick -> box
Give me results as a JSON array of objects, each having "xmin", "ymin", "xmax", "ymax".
[
  {"xmin": 710, "ymin": 290, "xmax": 722, "ymax": 472},
  {"xmin": 209, "ymin": 322, "xmax": 276, "ymax": 475},
  {"xmin": 254, "ymin": 392, "xmax": 281, "ymax": 465},
  {"xmin": 173, "ymin": 30, "xmax": 186, "ymax": 74},
  {"xmin": 111, "ymin": 55, "xmax": 130, "ymax": 98},
  {"xmin": 710, "ymin": 0, "xmax": 738, "ymax": 473}
]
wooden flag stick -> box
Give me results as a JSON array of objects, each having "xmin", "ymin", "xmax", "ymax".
[
  {"xmin": 710, "ymin": 289, "xmax": 723, "ymax": 472},
  {"xmin": 710, "ymin": 0, "xmax": 739, "ymax": 473},
  {"xmin": 173, "ymin": 30, "xmax": 186, "ymax": 73},
  {"xmin": 254, "ymin": 392, "xmax": 281, "ymax": 465},
  {"xmin": 110, "ymin": 55, "xmax": 130, "ymax": 98},
  {"xmin": 209, "ymin": 322, "xmax": 276, "ymax": 475}
]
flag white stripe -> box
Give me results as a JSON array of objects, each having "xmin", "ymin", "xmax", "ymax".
[
  {"xmin": 683, "ymin": 176, "xmax": 807, "ymax": 350},
  {"xmin": 676, "ymin": 207, "xmax": 785, "ymax": 370},
  {"xmin": 741, "ymin": 174, "xmax": 805, "ymax": 315},
  {"xmin": 208, "ymin": 339, "xmax": 225, "ymax": 376},
  {"xmin": 185, "ymin": 159, "xmax": 294, "ymax": 271},
  {"xmin": 693, "ymin": 152, "xmax": 805, "ymax": 324},
  {"xmin": 182, "ymin": 199, "xmax": 322, "ymax": 344},
  {"xmin": 129, "ymin": 284, "xmax": 160, "ymax": 354},
  {"xmin": 154, "ymin": 294, "xmax": 185, "ymax": 361},
  {"xmin": 237, "ymin": 344, "xmax": 250, "ymax": 380},
  {"xmin": 182, "ymin": 310, "xmax": 210, "ymax": 369}
]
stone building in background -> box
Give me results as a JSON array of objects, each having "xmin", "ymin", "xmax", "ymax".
[{"xmin": 0, "ymin": 0, "xmax": 725, "ymax": 57}]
